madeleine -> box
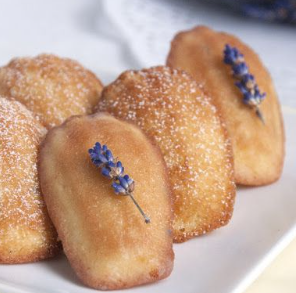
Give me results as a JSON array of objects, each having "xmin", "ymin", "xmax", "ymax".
[
  {"xmin": 0, "ymin": 97, "xmax": 59, "ymax": 264},
  {"xmin": 0, "ymin": 54, "xmax": 103, "ymax": 128},
  {"xmin": 167, "ymin": 26, "xmax": 285, "ymax": 185},
  {"xmin": 38, "ymin": 113, "xmax": 174, "ymax": 289},
  {"xmin": 98, "ymin": 66, "xmax": 236, "ymax": 242}
]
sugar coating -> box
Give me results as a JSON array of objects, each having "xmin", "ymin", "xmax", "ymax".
[
  {"xmin": 99, "ymin": 66, "xmax": 236, "ymax": 241},
  {"xmin": 167, "ymin": 26, "xmax": 285, "ymax": 186},
  {"xmin": 0, "ymin": 54, "xmax": 103, "ymax": 128},
  {"xmin": 0, "ymin": 97, "xmax": 58, "ymax": 263},
  {"xmin": 38, "ymin": 113, "xmax": 174, "ymax": 289}
]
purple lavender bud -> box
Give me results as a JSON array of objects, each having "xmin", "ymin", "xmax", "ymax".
[
  {"xmin": 106, "ymin": 149, "xmax": 114, "ymax": 162},
  {"xmin": 224, "ymin": 44, "xmax": 236, "ymax": 64},
  {"xmin": 98, "ymin": 154, "xmax": 108, "ymax": 164},
  {"xmin": 123, "ymin": 175, "xmax": 132, "ymax": 186},
  {"xmin": 243, "ymin": 92, "xmax": 254, "ymax": 104},
  {"xmin": 233, "ymin": 62, "xmax": 248, "ymax": 77},
  {"xmin": 224, "ymin": 44, "xmax": 243, "ymax": 64},
  {"xmin": 116, "ymin": 161, "xmax": 124, "ymax": 175},
  {"xmin": 102, "ymin": 167, "xmax": 111, "ymax": 178},
  {"xmin": 235, "ymin": 81, "xmax": 248, "ymax": 95},
  {"xmin": 94, "ymin": 142, "xmax": 101, "ymax": 151},
  {"xmin": 112, "ymin": 182, "xmax": 126, "ymax": 194},
  {"xmin": 119, "ymin": 176, "xmax": 129, "ymax": 190}
]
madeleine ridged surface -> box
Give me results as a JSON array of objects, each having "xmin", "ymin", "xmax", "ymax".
[
  {"xmin": 0, "ymin": 54, "xmax": 103, "ymax": 128},
  {"xmin": 98, "ymin": 66, "xmax": 235, "ymax": 242},
  {"xmin": 0, "ymin": 97, "xmax": 59, "ymax": 264},
  {"xmin": 38, "ymin": 113, "xmax": 174, "ymax": 290},
  {"xmin": 167, "ymin": 26, "xmax": 285, "ymax": 185}
]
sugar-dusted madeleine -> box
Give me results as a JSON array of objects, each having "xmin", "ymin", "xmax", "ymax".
[
  {"xmin": 167, "ymin": 26, "xmax": 285, "ymax": 186},
  {"xmin": 0, "ymin": 97, "xmax": 59, "ymax": 264},
  {"xmin": 98, "ymin": 66, "xmax": 236, "ymax": 242},
  {"xmin": 0, "ymin": 54, "xmax": 103, "ymax": 129},
  {"xmin": 38, "ymin": 113, "xmax": 174, "ymax": 290}
]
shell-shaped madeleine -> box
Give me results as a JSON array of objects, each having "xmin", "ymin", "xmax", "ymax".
[
  {"xmin": 0, "ymin": 54, "xmax": 103, "ymax": 128},
  {"xmin": 167, "ymin": 26, "xmax": 285, "ymax": 185},
  {"xmin": 98, "ymin": 66, "xmax": 236, "ymax": 242},
  {"xmin": 38, "ymin": 113, "xmax": 174, "ymax": 290},
  {"xmin": 0, "ymin": 97, "xmax": 59, "ymax": 264}
]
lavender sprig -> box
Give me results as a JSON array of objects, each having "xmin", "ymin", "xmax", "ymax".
[
  {"xmin": 223, "ymin": 44, "xmax": 266, "ymax": 124},
  {"xmin": 89, "ymin": 142, "xmax": 150, "ymax": 224}
]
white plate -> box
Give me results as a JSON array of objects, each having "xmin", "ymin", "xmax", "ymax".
[
  {"xmin": 0, "ymin": 0, "xmax": 295, "ymax": 292},
  {"xmin": 0, "ymin": 100, "xmax": 295, "ymax": 293}
]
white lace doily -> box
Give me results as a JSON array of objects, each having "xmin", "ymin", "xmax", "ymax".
[{"xmin": 97, "ymin": 0, "xmax": 205, "ymax": 67}]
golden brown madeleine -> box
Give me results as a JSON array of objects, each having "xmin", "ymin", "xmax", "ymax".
[
  {"xmin": 0, "ymin": 97, "xmax": 59, "ymax": 264},
  {"xmin": 0, "ymin": 54, "xmax": 103, "ymax": 129},
  {"xmin": 98, "ymin": 66, "xmax": 235, "ymax": 242},
  {"xmin": 167, "ymin": 26, "xmax": 285, "ymax": 186},
  {"xmin": 38, "ymin": 113, "xmax": 174, "ymax": 290}
]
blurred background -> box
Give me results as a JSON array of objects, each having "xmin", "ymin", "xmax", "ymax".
[
  {"xmin": 0, "ymin": 0, "xmax": 295, "ymax": 108},
  {"xmin": 0, "ymin": 0, "xmax": 295, "ymax": 292}
]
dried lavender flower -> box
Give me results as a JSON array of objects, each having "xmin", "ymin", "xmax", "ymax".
[
  {"xmin": 223, "ymin": 44, "xmax": 266, "ymax": 124},
  {"xmin": 89, "ymin": 142, "xmax": 150, "ymax": 224}
]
